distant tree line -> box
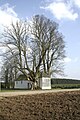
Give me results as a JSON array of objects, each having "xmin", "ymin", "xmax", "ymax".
[{"xmin": 51, "ymin": 78, "xmax": 80, "ymax": 84}]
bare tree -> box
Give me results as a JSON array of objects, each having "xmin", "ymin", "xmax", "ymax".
[
  {"xmin": 1, "ymin": 20, "xmax": 36, "ymax": 88},
  {"xmin": 0, "ymin": 55, "xmax": 18, "ymax": 88},
  {"xmin": 1, "ymin": 15, "xmax": 65, "ymax": 89},
  {"xmin": 30, "ymin": 15, "xmax": 65, "ymax": 77}
]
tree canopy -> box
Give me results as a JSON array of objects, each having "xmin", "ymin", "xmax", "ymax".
[{"xmin": 0, "ymin": 15, "xmax": 65, "ymax": 88}]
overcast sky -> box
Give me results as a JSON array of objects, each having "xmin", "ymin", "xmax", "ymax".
[{"xmin": 0, "ymin": 0, "xmax": 80, "ymax": 79}]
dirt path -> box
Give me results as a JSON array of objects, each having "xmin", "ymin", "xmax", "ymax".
[{"xmin": 0, "ymin": 88, "xmax": 80, "ymax": 97}]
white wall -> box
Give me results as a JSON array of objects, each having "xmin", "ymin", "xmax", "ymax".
[
  {"xmin": 40, "ymin": 77, "xmax": 51, "ymax": 89},
  {"xmin": 15, "ymin": 80, "xmax": 31, "ymax": 89}
]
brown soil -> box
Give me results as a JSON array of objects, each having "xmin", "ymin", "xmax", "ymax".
[{"xmin": 0, "ymin": 91, "xmax": 80, "ymax": 120}]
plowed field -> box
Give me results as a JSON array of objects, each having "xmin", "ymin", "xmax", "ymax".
[{"xmin": 0, "ymin": 91, "xmax": 80, "ymax": 120}]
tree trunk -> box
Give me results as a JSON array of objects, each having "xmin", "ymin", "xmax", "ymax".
[{"xmin": 31, "ymin": 81, "xmax": 38, "ymax": 90}]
